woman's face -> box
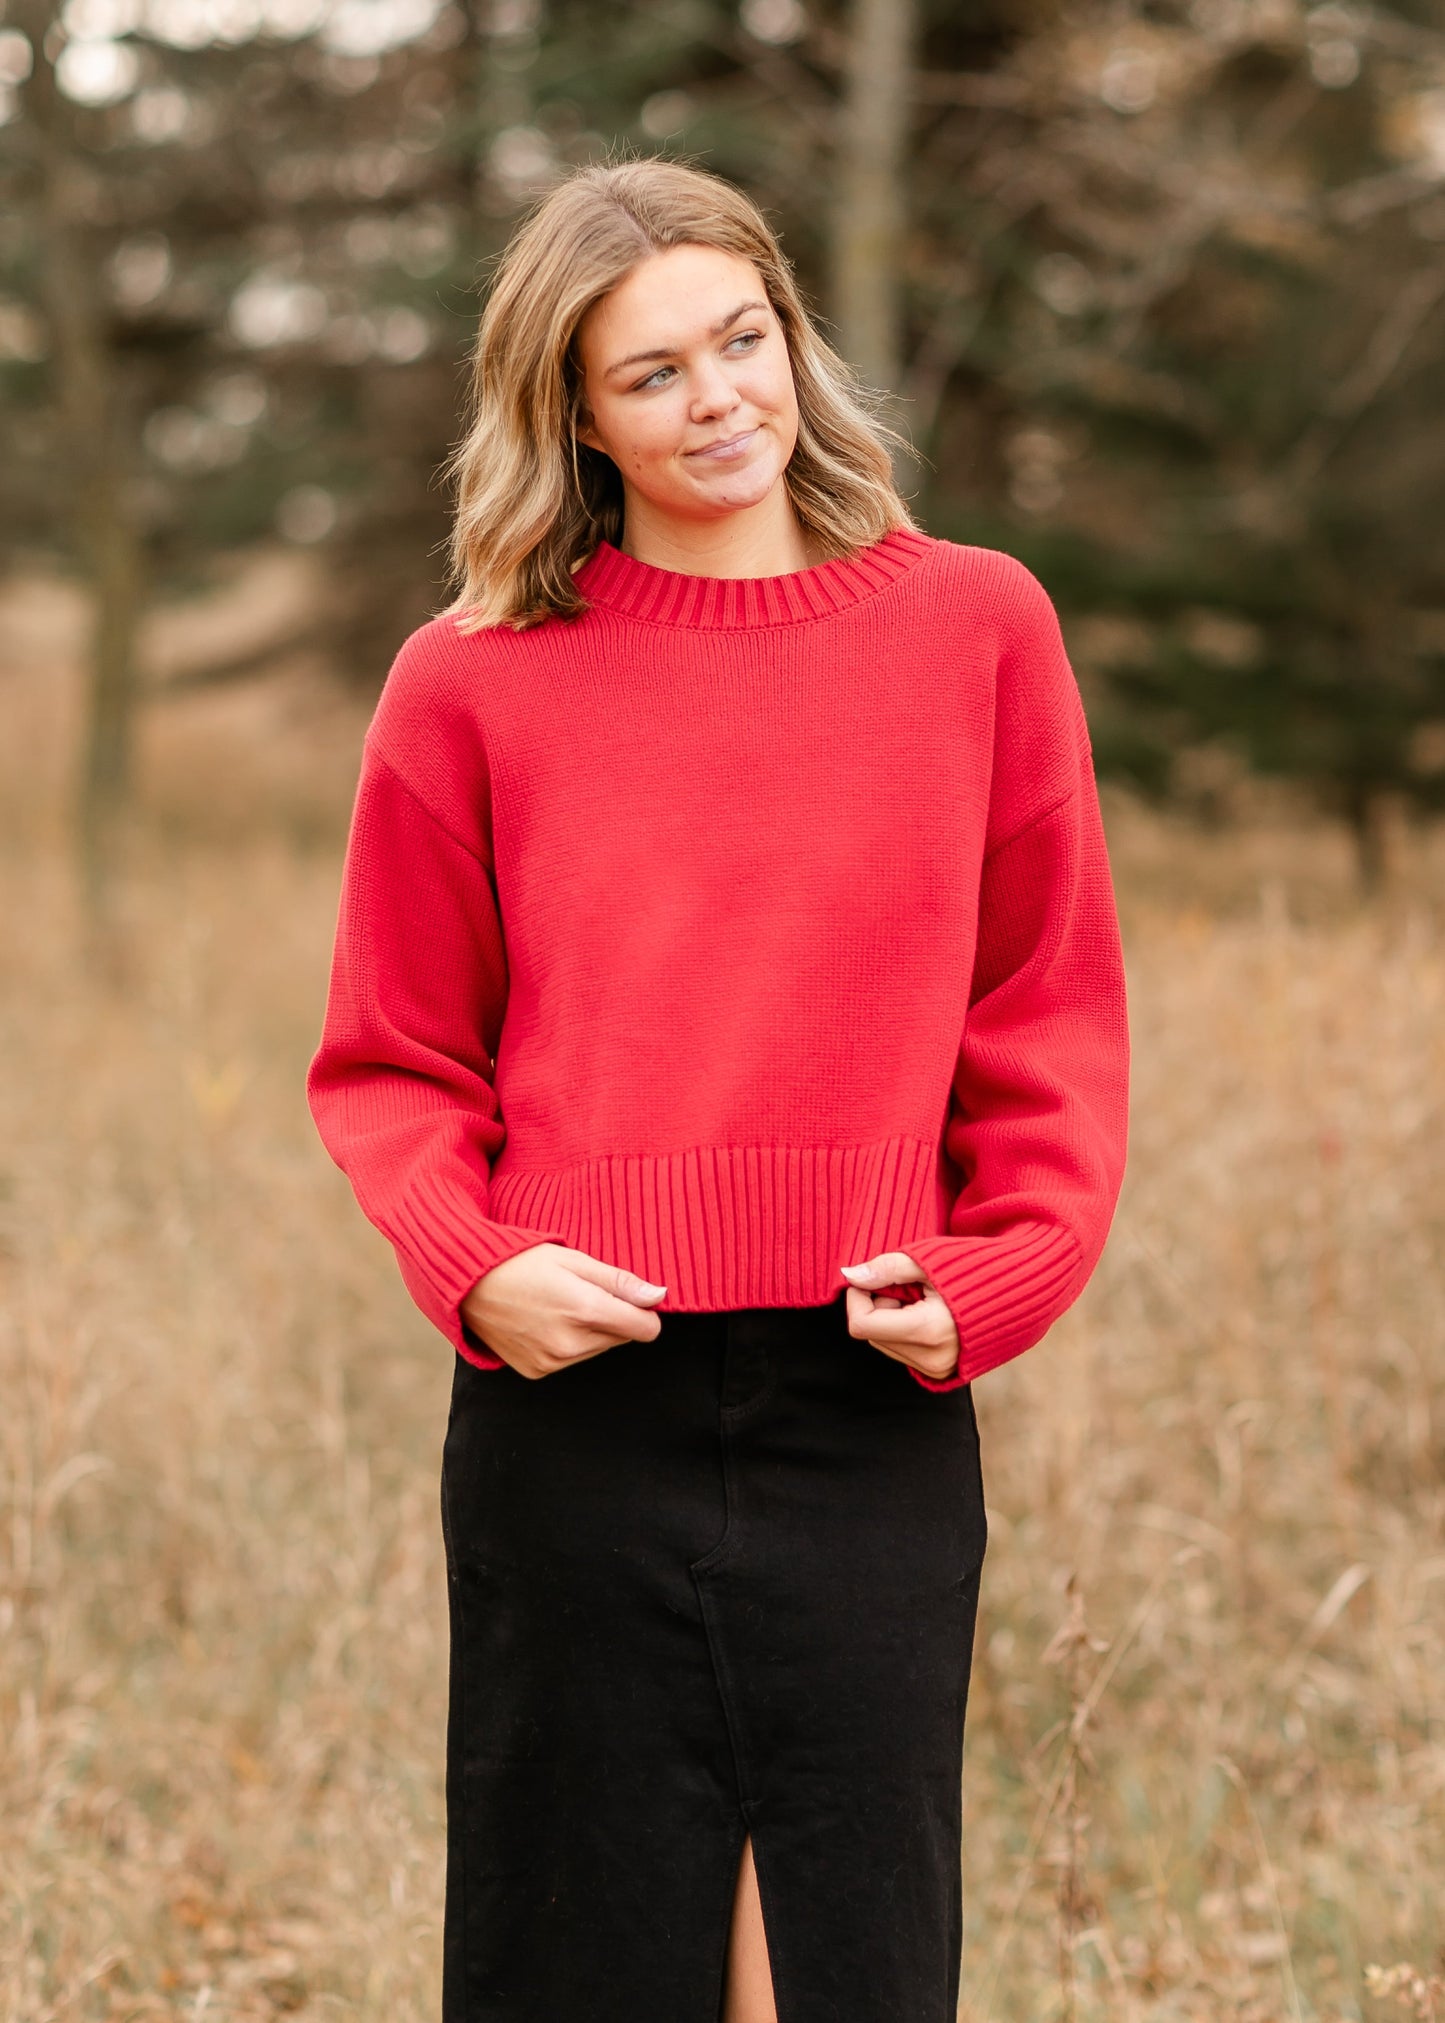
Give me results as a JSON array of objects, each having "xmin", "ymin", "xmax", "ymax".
[{"xmin": 572, "ymin": 243, "xmax": 800, "ymax": 527}]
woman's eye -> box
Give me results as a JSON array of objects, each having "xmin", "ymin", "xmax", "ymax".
[{"xmin": 634, "ymin": 330, "xmax": 763, "ymax": 391}]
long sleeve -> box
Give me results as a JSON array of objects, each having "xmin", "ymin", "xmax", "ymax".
[
  {"xmin": 903, "ymin": 571, "xmax": 1130, "ymax": 1391},
  {"xmin": 306, "ymin": 742, "xmax": 568, "ymax": 1366}
]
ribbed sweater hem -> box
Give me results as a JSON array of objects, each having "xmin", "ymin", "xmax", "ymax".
[
  {"xmin": 402, "ymin": 1137, "xmax": 1084, "ymax": 1392},
  {"xmin": 487, "ymin": 1134, "xmax": 945, "ymax": 1312},
  {"xmin": 415, "ymin": 1134, "xmax": 949, "ymax": 1370}
]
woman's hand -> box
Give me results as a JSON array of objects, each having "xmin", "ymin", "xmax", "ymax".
[
  {"xmin": 460, "ymin": 1243, "xmax": 667, "ymax": 1380},
  {"xmin": 839, "ymin": 1253, "xmax": 961, "ymax": 1382}
]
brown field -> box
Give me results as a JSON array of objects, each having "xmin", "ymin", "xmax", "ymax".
[{"xmin": 2, "ymin": 559, "xmax": 1442, "ymax": 2021}]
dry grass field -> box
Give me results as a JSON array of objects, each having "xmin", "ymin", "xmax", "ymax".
[{"xmin": 2, "ymin": 560, "xmax": 1442, "ymax": 2021}]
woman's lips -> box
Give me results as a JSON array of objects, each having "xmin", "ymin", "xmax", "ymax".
[{"xmin": 686, "ymin": 426, "xmax": 759, "ymax": 461}]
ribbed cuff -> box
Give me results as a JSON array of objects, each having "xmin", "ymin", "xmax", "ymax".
[
  {"xmin": 388, "ymin": 1168, "xmax": 569, "ymax": 1367},
  {"xmin": 902, "ymin": 1222, "xmax": 1084, "ymax": 1391}
]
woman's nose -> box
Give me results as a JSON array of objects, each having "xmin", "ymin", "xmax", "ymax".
[{"xmin": 690, "ymin": 358, "xmax": 742, "ymax": 419}]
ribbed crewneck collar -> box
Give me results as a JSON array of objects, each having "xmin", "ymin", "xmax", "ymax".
[{"xmin": 570, "ymin": 524, "xmax": 934, "ymax": 629}]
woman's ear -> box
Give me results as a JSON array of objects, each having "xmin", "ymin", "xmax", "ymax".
[{"xmin": 574, "ymin": 403, "xmax": 603, "ymax": 455}]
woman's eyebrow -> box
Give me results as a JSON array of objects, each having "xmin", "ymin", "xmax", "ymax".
[{"xmin": 604, "ymin": 299, "xmax": 770, "ymax": 378}]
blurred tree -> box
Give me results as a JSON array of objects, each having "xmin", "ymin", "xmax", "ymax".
[
  {"xmin": 1, "ymin": 0, "xmax": 486, "ymax": 895},
  {"xmin": 1, "ymin": 0, "xmax": 1442, "ymax": 890},
  {"xmin": 896, "ymin": 0, "xmax": 1445, "ymax": 880},
  {"xmin": 9, "ymin": 0, "xmax": 149, "ymax": 902},
  {"xmin": 829, "ymin": 0, "xmax": 917, "ymax": 458}
]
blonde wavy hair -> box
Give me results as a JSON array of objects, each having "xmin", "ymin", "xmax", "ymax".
[{"xmin": 438, "ymin": 151, "xmax": 917, "ymax": 632}]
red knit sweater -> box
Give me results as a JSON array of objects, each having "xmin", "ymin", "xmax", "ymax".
[{"xmin": 307, "ymin": 526, "xmax": 1129, "ymax": 1390}]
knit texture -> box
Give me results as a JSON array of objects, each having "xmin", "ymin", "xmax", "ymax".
[{"xmin": 307, "ymin": 527, "xmax": 1130, "ymax": 1389}]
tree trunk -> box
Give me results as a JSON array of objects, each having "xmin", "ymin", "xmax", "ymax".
[
  {"xmin": 1343, "ymin": 780, "xmax": 1406, "ymax": 897},
  {"xmin": 78, "ymin": 493, "xmax": 145, "ymax": 897},
  {"xmin": 829, "ymin": 0, "xmax": 917, "ymax": 468},
  {"xmin": 472, "ymin": 0, "xmax": 545, "ymax": 216},
  {"xmin": 24, "ymin": 8, "xmax": 146, "ymax": 914}
]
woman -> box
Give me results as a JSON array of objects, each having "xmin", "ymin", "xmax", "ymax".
[{"xmin": 307, "ymin": 155, "xmax": 1129, "ymax": 2023}]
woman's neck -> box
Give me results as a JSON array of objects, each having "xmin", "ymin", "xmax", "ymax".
[{"xmin": 616, "ymin": 485, "xmax": 823, "ymax": 580}]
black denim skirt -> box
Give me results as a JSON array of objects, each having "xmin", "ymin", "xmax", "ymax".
[{"xmin": 438, "ymin": 1289, "xmax": 987, "ymax": 2022}]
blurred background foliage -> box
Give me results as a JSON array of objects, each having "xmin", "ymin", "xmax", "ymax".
[{"xmin": 1, "ymin": 0, "xmax": 1444, "ymax": 888}]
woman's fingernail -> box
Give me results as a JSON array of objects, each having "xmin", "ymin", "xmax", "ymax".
[
  {"xmin": 638, "ymin": 1280, "xmax": 667, "ymax": 1298},
  {"xmin": 841, "ymin": 1262, "xmax": 873, "ymax": 1282}
]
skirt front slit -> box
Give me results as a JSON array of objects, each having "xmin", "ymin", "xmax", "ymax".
[{"xmin": 438, "ymin": 1289, "xmax": 988, "ymax": 2023}]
